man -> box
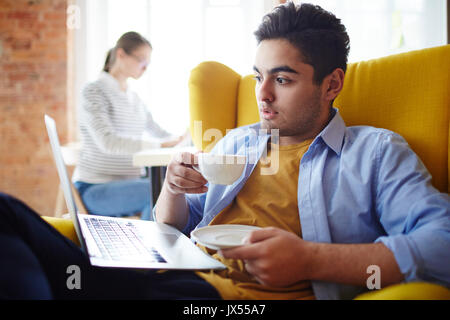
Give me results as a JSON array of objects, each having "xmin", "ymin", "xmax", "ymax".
[
  {"xmin": 0, "ymin": 2, "xmax": 448, "ymax": 300},
  {"xmin": 155, "ymin": 2, "xmax": 450, "ymax": 299}
]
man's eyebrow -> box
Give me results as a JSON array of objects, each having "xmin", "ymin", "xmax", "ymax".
[
  {"xmin": 269, "ymin": 65, "xmax": 299, "ymax": 74},
  {"xmin": 253, "ymin": 65, "xmax": 299, "ymax": 74}
]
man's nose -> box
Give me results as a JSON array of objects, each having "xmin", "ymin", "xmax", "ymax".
[{"xmin": 256, "ymin": 79, "xmax": 274, "ymax": 103}]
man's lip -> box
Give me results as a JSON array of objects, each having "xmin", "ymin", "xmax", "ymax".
[
  {"xmin": 260, "ymin": 108, "xmax": 278, "ymax": 114},
  {"xmin": 260, "ymin": 108, "xmax": 279, "ymax": 120}
]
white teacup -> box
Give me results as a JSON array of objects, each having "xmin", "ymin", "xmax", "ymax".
[{"xmin": 194, "ymin": 153, "xmax": 246, "ymax": 185}]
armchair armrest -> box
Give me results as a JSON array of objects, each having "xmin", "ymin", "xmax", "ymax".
[
  {"xmin": 42, "ymin": 216, "xmax": 80, "ymax": 246},
  {"xmin": 354, "ymin": 282, "xmax": 450, "ymax": 300}
]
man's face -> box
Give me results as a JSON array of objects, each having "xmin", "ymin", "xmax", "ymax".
[{"xmin": 254, "ymin": 39, "xmax": 330, "ymax": 144}]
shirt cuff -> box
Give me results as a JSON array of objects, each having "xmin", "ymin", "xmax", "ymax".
[{"xmin": 375, "ymin": 234, "xmax": 425, "ymax": 282}]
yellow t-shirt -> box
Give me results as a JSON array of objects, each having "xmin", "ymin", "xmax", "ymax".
[{"xmin": 196, "ymin": 139, "xmax": 315, "ymax": 300}]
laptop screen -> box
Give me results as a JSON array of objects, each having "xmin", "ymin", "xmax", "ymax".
[{"xmin": 44, "ymin": 115, "xmax": 86, "ymax": 251}]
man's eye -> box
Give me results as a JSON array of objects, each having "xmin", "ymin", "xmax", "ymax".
[
  {"xmin": 253, "ymin": 75, "xmax": 262, "ymax": 82},
  {"xmin": 276, "ymin": 77, "xmax": 289, "ymax": 84}
]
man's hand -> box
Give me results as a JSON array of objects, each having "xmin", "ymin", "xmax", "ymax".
[
  {"xmin": 164, "ymin": 152, "xmax": 208, "ymax": 195},
  {"xmin": 155, "ymin": 152, "xmax": 207, "ymax": 230},
  {"xmin": 220, "ymin": 227, "xmax": 314, "ymax": 287},
  {"xmin": 220, "ymin": 227, "xmax": 404, "ymax": 289}
]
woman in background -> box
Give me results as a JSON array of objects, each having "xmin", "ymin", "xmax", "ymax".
[{"xmin": 73, "ymin": 31, "xmax": 184, "ymax": 220}]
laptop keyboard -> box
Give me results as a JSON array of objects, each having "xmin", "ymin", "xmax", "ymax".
[{"xmin": 84, "ymin": 217, "xmax": 166, "ymax": 263}]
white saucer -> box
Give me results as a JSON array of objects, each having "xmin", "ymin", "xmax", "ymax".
[{"xmin": 191, "ymin": 224, "xmax": 261, "ymax": 250}]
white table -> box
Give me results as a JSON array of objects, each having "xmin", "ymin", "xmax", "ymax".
[
  {"xmin": 133, "ymin": 146, "xmax": 198, "ymax": 208},
  {"xmin": 133, "ymin": 146, "xmax": 197, "ymax": 167}
]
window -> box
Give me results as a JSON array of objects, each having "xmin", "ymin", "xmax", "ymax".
[
  {"xmin": 73, "ymin": 0, "xmax": 270, "ymax": 135},
  {"xmin": 307, "ymin": 0, "xmax": 447, "ymax": 62},
  {"xmin": 72, "ymin": 0, "xmax": 447, "ymax": 135}
]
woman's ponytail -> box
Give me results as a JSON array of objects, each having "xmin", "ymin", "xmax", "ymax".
[{"xmin": 103, "ymin": 48, "xmax": 115, "ymax": 72}]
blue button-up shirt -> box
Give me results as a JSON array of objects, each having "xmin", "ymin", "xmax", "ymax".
[{"xmin": 180, "ymin": 109, "xmax": 450, "ymax": 300}]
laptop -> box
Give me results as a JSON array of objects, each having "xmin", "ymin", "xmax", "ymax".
[{"xmin": 44, "ymin": 114, "xmax": 225, "ymax": 270}]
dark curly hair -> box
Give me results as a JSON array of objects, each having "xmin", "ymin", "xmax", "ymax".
[{"xmin": 254, "ymin": 2, "xmax": 350, "ymax": 85}]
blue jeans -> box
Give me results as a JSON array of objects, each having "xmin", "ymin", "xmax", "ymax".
[{"xmin": 74, "ymin": 178, "xmax": 152, "ymax": 220}]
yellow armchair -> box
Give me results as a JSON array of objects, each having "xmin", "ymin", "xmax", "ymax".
[
  {"xmin": 187, "ymin": 45, "xmax": 450, "ymax": 300},
  {"xmin": 42, "ymin": 216, "xmax": 80, "ymax": 246}
]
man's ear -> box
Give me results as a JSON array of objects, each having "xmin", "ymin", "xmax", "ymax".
[{"xmin": 323, "ymin": 68, "xmax": 345, "ymax": 102}]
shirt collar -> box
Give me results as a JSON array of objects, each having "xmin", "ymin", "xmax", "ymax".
[
  {"xmin": 250, "ymin": 108, "xmax": 346, "ymax": 156},
  {"xmin": 316, "ymin": 108, "xmax": 346, "ymax": 156}
]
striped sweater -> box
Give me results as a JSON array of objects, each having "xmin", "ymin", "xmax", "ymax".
[{"xmin": 73, "ymin": 71, "xmax": 172, "ymax": 183}]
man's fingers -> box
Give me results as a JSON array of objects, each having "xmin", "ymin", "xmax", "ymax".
[
  {"xmin": 246, "ymin": 227, "xmax": 279, "ymax": 244},
  {"xmin": 173, "ymin": 152, "xmax": 198, "ymax": 166},
  {"xmin": 220, "ymin": 227, "xmax": 280, "ymax": 260},
  {"xmin": 167, "ymin": 152, "xmax": 208, "ymax": 194},
  {"xmin": 220, "ymin": 242, "xmax": 262, "ymax": 260},
  {"xmin": 169, "ymin": 175, "xmax": 204, "ymax": 189},
  {"xmin": 166, "ymin": 182, "xmax": 207, "ymax": 195},
  {"xmin": 243, "ymin": 261, "xmax": 258, "ymax": 277},
  {"xmin": 171, "ymin": 164, "xmax": 207, "ymax": 185}
]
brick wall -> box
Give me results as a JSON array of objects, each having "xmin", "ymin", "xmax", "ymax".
[{"xmin": 0, "ymin": 0, "xmax": 69, "ymax": 216}]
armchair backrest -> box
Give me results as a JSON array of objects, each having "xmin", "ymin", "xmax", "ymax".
[
  {"xmin": 188, "ymin": 61, "xmax": 258, "ymax": 153},
  {"xmin": 189, "ymin": 45, "xmax": 450, "ymax": 193},
  {"xmin": 335, "ymin": 45, "xmax": 449, "ymax": 193}
]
